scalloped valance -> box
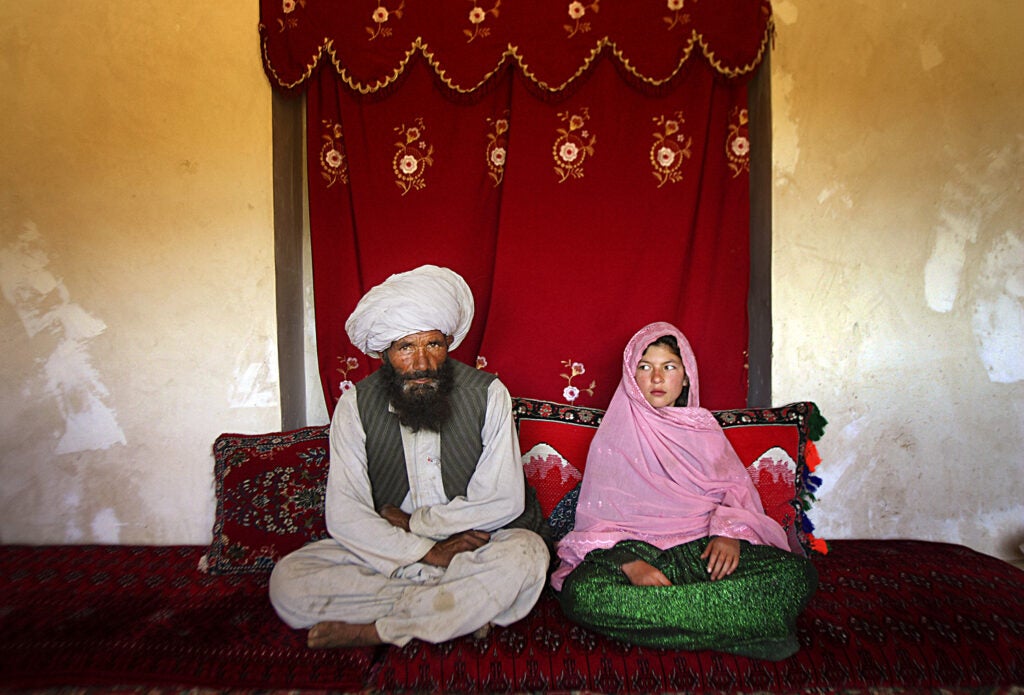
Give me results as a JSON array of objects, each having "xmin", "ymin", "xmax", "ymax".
[{"xmin": 260, "ymin": 0, "xmax": 773, "ymax": 95}]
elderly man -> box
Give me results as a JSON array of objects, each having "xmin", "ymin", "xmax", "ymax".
[{"xmin": 269, "ymin": 265, "xmax": 549, "ymax": 648}]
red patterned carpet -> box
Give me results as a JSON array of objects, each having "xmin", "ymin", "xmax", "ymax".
[{"xmin": 2, "ymin": 540, "xmax": 1023, "ymax": 693}]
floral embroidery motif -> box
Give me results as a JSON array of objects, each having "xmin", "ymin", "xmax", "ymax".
[
  {"xmin": 564, "ymin": 1, "xmax": 599, "ymax": 38},
  {"xmin": 367, "ymin": 1, "xmax": 405, "ymax": 41},
  {"xmin": 560, "ymin": 359, "xmax": 595, "ymax": 405},
  {"xmin": 485, "ymin": 113, "xmax": 510, "ymax": 186},
  {"xmin": 726, "ymin": 107, "xmax": 751, "ymax": 177},
  {"xmin": 319, "ymin": 120, "xmax": 348, "ymax": 187},
  {"xmin": 553, "ymin": 108, "xmax": 595, "ymax": 183},
  {"xmin": 336, "ymin": 356, "xmax": 360, "ymax": 396},
  {"xmin": 465, "ymin": 1, "xmax": 501, "ymax": 43},
  {"xmin": 476, "ymin": 355, "xmax": 489, "ymax": 370},
  {"xmin": 393, "ymin": 118, "xmax": 434, "ymax": 195},
  {"xmin": 663, "ymin": 0, "xmax": 694, "ymax": 31},
  {"xmin": 650, "ymin": 111, "xmax": 692, "ymax": 187},
  {"xmin": 277, "ymin": 0, "xmax": 306, "ymax": 31}
]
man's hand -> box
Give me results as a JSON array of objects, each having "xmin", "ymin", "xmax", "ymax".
[
  {"xmin": 421, "ymin": 530, "xmax": 491, "ymax": 568},
  {"xmin": 621, "ymin": 558, "xmax": 672, "ymax": 586},
  {"xmin": 701, "ymin": 536, "xmax": 741, "ymax": 581},
  {"xmin": 379, "ymin": 504, "xmax": 411, "ymax": 532}
]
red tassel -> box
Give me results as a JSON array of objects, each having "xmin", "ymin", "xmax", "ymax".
[{"xmin": 805, "ymin": 441, "xmax": 822, "ymax": 472}]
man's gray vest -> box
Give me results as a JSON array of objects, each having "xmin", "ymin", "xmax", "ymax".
[{"xmin": 355, "ymin": 359, "xmax": 543, "ymax": 534}]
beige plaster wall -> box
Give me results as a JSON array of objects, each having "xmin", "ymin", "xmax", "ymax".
[
  {"xmin": 771, "ymin": 1, "xmax": 1023, "ymax": 561},
  {"xmin": 0, "ymin": 2, "xmax": 279, "ymax": 544}
]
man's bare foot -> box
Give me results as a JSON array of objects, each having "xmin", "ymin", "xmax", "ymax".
[{"xmin": 307, "ymin": 620, "xmax": 382, "ymax": 648}]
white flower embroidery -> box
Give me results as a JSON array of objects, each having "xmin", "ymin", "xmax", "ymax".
[
  {"xmin": 651, "ymin": 111, "xmax": 692, "ymax": 187},
  {"xmin": 725, "ymin": 107, "xmax": 750, "ymax": 177},
  {"xmin": 486, "ymin": 114, "xmax": 510, "ymax": 186},
  {"xmin": 393, "ymin": 117, "xmax": 433, "ymax": 194},
  {"xmin": 560, "ymin": 358, "xmax": 596, "ymax": 404},
  {"xmin": 568, "ymin": 2, "xmax": 586, "ymax": 20},
  {"xmin": 336, "ymin": 355, "xmax": 361, "ymax": 403},
  {"xmin": 320, "ymin": 121, "xmax": 348, "ymax": 186},
  {"xmin": 469, "ymin": 7, "xmax": 486, "ymax": 24},
  {"xmin": 559, "ymin": 142, "xmax": 580, "ymax": 163},
  {"xmin": 399, "ymin": 154, "xmax": 419, "ymax": 175},
  {"xmin": 553, "ymin": 108, "xmax": 594, "ymax": 182},
  {"xmin": 372, "ymin": 7, "xmax": 389, "ymax": 23},
  {"xmin": 667, "ymin": 0, "xmax": 684, "ymax": 10},
  {"xmin": 283, "ymin": 0, "xmax": 296, "ymax": 13}
]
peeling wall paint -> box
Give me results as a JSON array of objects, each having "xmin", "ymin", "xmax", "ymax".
[
  {"xmin": 923, "ymin": 140, "xmax": 1023, "ymax": 382},
  {"xmin": 229, "ymin": 332, "xmax": 279, "ymax": 408},
  {"xmin": 972, "ymin": 230, "xmax": 1024, "ymax": 383},
  {"xmin": 924, "ymin": 142, "xmax": 1017, "ymax": 316},
  {"xmin": 91, "ymin": 508, "xmax": 124, "ymax": 544},
  {"xmin": 62, "ymin": 489, "xmax": 84, "ymax": 542},
  {"xmin": 0, "ymin": 221, "xmax": 125, "ymax": 454},
  {"xmin": 770, "ymin": 70, "xmax": 800, "ymax": 183},
  {"xmin": 918, "ymin": 41, "xmax": 944, "ymax": 71},
  {"xmin": 923, "ymin": 205, "xmax": 978, "ymax": 313}
]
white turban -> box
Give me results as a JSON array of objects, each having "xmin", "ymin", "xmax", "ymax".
[{"xmin": 345, "ymin": 265, "xmax": 475, "ymax": 358}]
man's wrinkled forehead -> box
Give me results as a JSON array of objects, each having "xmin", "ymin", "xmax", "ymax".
[{"xmin": 388, "ymin": 330, "xmax": 450, "ymax": 350}]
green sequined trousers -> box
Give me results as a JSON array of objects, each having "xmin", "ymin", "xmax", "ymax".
[{"xmin": 558, "ymin": 537, "xmax": 817, "ymax": 661}]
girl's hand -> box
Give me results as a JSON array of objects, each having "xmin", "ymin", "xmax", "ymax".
[
  {"xmin": 621, "ymin": 558, "xmax": 672, "ymax": 586},
  {"xmin": 701, "ymin": 536, "xmax": 740, "ymax": 581}
]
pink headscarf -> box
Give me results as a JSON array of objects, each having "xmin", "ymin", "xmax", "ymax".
[{"xmin": 551, "ymin": 322, "xmax": 789, "ymax": 590}]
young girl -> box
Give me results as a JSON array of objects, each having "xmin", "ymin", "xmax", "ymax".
[{"xmin": 551, "ymin": 322, "xmax": 817, "ymax": 660}]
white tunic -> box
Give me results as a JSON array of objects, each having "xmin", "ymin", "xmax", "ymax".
[{"xmin": 268, "ymin": 377, "xmax": 549, "ymax": 645}]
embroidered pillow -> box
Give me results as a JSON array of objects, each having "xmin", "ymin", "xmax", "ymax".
[
  {"xmin": 513, "ymin": 398, "xmax": 603, "ymax": 525},
  {"xmin": 201, "ymin": 425, "xmax": 331, "ymax": 574},
  {"xmin": 715, "ymin": 402, "xmax": 827, "ymax": 556}
]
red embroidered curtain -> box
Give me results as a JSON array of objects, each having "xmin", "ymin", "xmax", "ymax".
[{"xmin": 260, "ymin": 0, "xmax": 773, "ymax": 414}]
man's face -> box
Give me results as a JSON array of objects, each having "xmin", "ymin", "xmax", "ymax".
[
  {"xmin": 383, "ymin": 330, "xmax": 453, "ymax": 391},
  {"xmin": 381, "ymin": 330, "xmax": 455, "ymax": 432}
]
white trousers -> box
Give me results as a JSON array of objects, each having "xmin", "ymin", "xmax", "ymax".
[{"xmin": 268, "ymin": 528, "xmax": 549, "ymax": 646}]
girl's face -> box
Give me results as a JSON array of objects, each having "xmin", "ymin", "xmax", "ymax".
[{"xmin": 635, "ymin": 343, "xmax": 688, "ymax": 408}]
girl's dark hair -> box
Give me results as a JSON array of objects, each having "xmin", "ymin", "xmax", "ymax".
[
  {"xmin": 643, "ymin": 334, "xmax": 690, "ymax": 407},
  {"xmin": 647, "ymin": 334, "xmax": 681, "ymax": 358}
]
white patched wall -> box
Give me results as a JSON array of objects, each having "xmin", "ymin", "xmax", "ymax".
[{"xmin": 771, "ymin": 1, "xmax": 1023, "ymax": 561}]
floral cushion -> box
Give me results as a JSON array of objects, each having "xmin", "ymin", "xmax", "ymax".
[{"xmin": 201, "ymin": 426, "xmax": 330, "ymax": 574}]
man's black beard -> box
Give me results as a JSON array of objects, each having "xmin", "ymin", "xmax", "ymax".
[{"xmin": 382, "ymin": 358, "xmax": 455, "ymax": 433}]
